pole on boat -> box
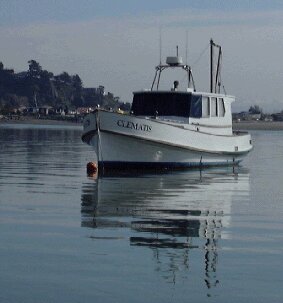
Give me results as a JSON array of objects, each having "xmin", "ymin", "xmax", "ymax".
[
  {"xmin": 210, "ymin": 39, "xmax": 222, "ymax": 94},
  {"xmin": 185, "ymin": 30, "xmax": 188, "ymax": 65},
  {"xmin": 215, "ymin": 46, "xmax": 222, "ymax": 93},
  {"xmin": 159, "ymin": 27, "xmax": 162, "ymax": 65},
  {"xmin": 210, "ymin": 39, "xmax": 214, "ymax": 93}
]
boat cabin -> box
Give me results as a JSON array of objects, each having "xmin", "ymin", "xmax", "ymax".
[
  {"xmin": 132, "ymin": 91, "xmax": 232, "ymax": 119},
  {"xmin": 131, "ymin": 90, "xmax": 234, "ymax": 135}
]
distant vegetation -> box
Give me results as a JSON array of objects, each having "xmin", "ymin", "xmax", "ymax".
[
  {"xmin": 0, "ymin": 60, "xmax": 130, "ymax": 115},
  {"xmin": 248, "ymin": 105, "xmax": 262, "ymax": 114}
]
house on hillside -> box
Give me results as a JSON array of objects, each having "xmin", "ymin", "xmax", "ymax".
[
  {"xmin": 76, "ymin": 107, "xmax": 94, "ymax": 115},
  {"xmin": 23, "ymin": 107, "xmax": 38, "ymax": 114},
  {"xmin": 38, "ymin": 106, "xmax": 53, "ymax": 116},
  {"xmin": 233, "ymin": 112, "xmax": 262, "ymax": 121}
]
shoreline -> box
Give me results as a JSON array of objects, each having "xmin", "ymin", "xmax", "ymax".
[
  {"xmin": 0, "ymin": 117, "xmax": 82, "ymax": 126},
  {"xmin": 1, "ymin": 117, "xmax": 283, "ymax": 130},
  {"xmin": 232, "ymin": 121, "xmax": 283, "ymax": 130}
]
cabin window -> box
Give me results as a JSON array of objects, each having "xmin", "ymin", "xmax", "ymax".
[
  {"xmin": 202, "ymin": 96, "xmax": 210, "ymax": 117},
  {"xmin": 211, "ymin": 97, "xmax": 217, "ymax": 117},
  {"xmin": 190, "ymin": 95, "xmax": 202, "ymax": 118},
  {"xmin": 131, "ymin": 92, "xmax": 191, "ymax": 117},
  {"xmin": 218, "ymin": 98, "xmax": 225, "ymax": 117}
]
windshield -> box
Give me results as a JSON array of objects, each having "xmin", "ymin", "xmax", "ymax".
[{"xmin": 131, "ymin": 92, "xmax": 192, "ymax": 117}]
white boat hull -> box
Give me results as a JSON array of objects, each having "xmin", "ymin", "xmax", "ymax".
[{"xmin": 82, "ymin": 110, "xmax": 252, "ymax": 170}]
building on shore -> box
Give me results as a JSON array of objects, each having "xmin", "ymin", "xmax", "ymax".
[{"xmin": 232, "ymin": 112, "xmax": 262, "ymax": 121}]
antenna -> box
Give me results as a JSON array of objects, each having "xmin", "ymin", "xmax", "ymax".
[
  {"xmin": 176, "ymin": 45, "xmax": 179, "ymax": 57},
  {"xmin": 159, "ymin": 27, "xmax": 162, "ymax": 65},
  {"xmin": 185, "ymin": 30, "xmax": 188, "ymax": 65}
]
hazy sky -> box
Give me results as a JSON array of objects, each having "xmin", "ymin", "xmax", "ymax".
[{"xmin": 1, "ymin": 0, "xmax": 283, "ymax": 112}]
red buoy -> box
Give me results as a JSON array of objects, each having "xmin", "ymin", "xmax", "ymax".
[{"xmin": 87, "ymin": 162, "xmax": 98, "ymax": 175}]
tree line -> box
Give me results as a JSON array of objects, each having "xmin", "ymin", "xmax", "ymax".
[{"xmin": 0, "ymin": 60, "xmax": 126, "ymax": 115}]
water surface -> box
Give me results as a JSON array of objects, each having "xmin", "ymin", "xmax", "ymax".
[{"xmin": 0, "ymin": 124, "xmax": 282, "ymax": 302}]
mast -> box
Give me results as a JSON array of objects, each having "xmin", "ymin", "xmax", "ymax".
[
  {"xmin": 159, "ymin": 27, "xmax": 162, "ymax": 65},
  {"xmin": 210, "ymin": 39, "xmax": 214, "ymax": 93},
  {"xmin": 210, "ymin": 39, "xmax": 222, "ymax": 94},
  {"xmin": 215, "ymin": 46, "xmax": 222, "ymax": 93}
]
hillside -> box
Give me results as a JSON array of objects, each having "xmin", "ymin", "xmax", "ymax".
[{"xmin": 0, "ymin": 60, "xmax": 130, "ymax": 114}]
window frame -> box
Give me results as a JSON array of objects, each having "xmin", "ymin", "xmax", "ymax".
[
  {"xmin": 210, "ymin": 97, "xmax": 218, "ymax": 117},
  {"xmin": 218, "ymin": 98, "xmax": 225, "ymax": 117},
  {"xmin": 201, "ymin": 96, "xmax": 210, "ymax": 118}
]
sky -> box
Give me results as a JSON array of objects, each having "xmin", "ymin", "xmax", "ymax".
[{"xmin": 1, "ymin": 0, "xmax": 283, "ymax": 112}]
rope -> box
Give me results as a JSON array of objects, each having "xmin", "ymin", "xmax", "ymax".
[
  {"xmin": 191, "ymin": 43, "xmax": 210, "ymax": 69},
  {"xmin": 180, "ymin": 42, "xmax": 210, "ymax": 86}
]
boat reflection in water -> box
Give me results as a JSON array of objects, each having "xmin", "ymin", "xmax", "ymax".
[{"xmin": 81, "ymin": 168, "xmax": 249, "ymax": 292}]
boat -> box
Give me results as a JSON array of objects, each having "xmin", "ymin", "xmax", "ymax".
[{"xmin": 82, "ymin": 39, "xmax": 253, "ymax": 171}]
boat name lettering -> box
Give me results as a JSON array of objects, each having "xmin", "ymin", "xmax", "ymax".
[{"xmin": 117, "ymin": 120, "xmax": 152, "ymax": 132}]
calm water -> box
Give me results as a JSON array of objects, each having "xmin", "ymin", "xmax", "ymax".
[{"xmin": 0, "ymin": 124, "xmax": 283, "ymax": 303}]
